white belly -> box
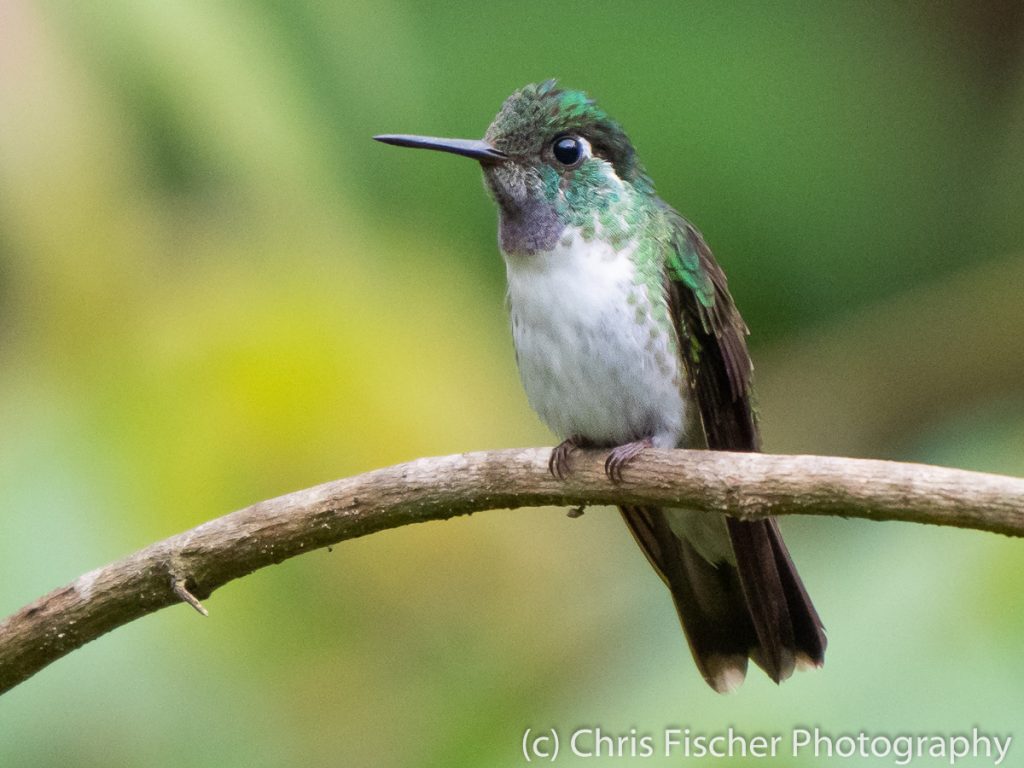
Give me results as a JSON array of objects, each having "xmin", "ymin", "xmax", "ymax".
[{"xmin": 504, "ymin": 229, "xmax": 688, "ymax": 448}]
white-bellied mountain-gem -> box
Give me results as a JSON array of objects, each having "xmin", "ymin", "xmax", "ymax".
[{"xmin": 375, "ymin": 80, "xmax": 826, "ymax": 693}]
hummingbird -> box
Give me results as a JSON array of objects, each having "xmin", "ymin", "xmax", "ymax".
[{"xmin": 375, "ymin": 80, "xmax": 826, "ymax": 692}]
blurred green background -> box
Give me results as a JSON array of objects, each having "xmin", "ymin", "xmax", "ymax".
[{"xmin": 2, "ymin": 2, "xmax": 1023, "ymax": 766}]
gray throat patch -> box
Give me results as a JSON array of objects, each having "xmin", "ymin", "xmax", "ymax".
[{"xmin": 499, "ymin": 200, "xmax": 564, "ymax": 256}]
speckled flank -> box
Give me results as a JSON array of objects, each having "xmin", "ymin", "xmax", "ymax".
[{"xmin": 504, "ymin": 229, "xmax": 687, "ymax": 448}]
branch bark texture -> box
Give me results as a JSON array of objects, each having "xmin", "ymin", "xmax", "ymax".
[{"xmin": 2, "ymin": 448, "xmax": 1023, "ymax": 695}]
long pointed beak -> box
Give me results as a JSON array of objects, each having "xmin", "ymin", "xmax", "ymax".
[{"xmin": 373, "ymin": 134, "xmax": 506, "ymax": 163}]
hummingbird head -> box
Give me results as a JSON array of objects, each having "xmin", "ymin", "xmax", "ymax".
[{"xmin": 375, "ymin": 80, "xmax": 654, "ymax": 254}]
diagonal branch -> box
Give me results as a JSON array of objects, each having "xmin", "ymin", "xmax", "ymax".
[{"xmin": 2, "ymin": 447, "xmax": 1023, "ymax": 695}]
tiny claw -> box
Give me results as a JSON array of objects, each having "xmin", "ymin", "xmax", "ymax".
[
  {"xmin": 604, "ymin": 437, "xmax": 653, "ymax": 484},
  {"xmin": 548, "ymin": 437, "xmax": 581, "ymax": 480}
]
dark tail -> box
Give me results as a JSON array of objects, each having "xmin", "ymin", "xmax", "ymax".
[{"xmin": 620, "ymin": 506, "xmax": 825, "ymax": 692}]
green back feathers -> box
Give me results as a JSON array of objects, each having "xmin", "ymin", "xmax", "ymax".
[{"xmin": 666, "ymin": 215, "xmax": 716, "ymax": 310}]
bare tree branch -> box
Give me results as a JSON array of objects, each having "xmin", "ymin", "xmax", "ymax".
[{"xmin": 2, "ymin": 447, "xmax": 1023, "ymax": 695}]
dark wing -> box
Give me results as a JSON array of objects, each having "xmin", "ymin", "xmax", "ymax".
[
  {"xmin": 662, "ymin": 208, "xmax": 757, "ymax": 451},
  {"xmin": 628, "ymin": 206, "xmax": 826, "ymax": 685}
]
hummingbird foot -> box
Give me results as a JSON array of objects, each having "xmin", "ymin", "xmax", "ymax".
[
  {"xmin": 548, "ymin": 436, "xmax": 585, "ymax": 480},
  {"xmin": 604, "ymin": 437, "xmax": 653, "ymax": 483}
]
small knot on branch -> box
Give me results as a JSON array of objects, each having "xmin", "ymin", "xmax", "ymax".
[{"xmin": 171, "ymin": 576, "xmax": 209, "ymax": 617}]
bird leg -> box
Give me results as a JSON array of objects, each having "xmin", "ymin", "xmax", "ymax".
[
  {"xmin": 548, "ymin": 436, "xmax": 585, "ymax": 479},
  {"xmin": 604, "ymin": 437, "xmax": 653, "ymax": 483}
]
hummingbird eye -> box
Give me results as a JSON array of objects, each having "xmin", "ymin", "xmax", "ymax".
[{"xmin": 552, "ymin": 136, "xmax": 587, "ymax": 167}]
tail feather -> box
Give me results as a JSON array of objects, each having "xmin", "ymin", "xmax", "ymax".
[
  {"xmin": 764, "ymin": 518, "xmax": 827, "ymax": 668},
  {"xmin": 726, "ymin": 517, "xmax": 797, "ymax": 682},
  {"xmin": 620, "ymin": 506, "xmax": 825, "ymax": 692}
]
